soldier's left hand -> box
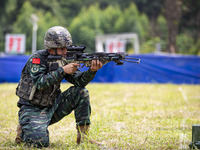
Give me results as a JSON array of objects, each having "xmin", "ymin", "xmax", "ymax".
[{"xmin": 90, "ymin": 60, "xmax": 103, "ymax": 72}]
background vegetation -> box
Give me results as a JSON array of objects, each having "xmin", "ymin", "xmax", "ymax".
[
  {"xmin": 0, "ymin": 0, "xmax": 200, "ymax": 54},
  {"xmin": 0, "ymin": 83, "xmax": 199, "ymax": 149}
]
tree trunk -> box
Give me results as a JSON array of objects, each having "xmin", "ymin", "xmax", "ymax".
[
  {"xmin": 164, "ymin": 0, "xmax": 182, "ymax": 54},
  {"xmin": 197, "ymin": 11, "xmax": 200, "ymax": 40}
]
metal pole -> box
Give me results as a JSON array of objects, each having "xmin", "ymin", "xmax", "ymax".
[{"xmin": 31, "ymin": 14, "xmax": 38, "ymax": 53}]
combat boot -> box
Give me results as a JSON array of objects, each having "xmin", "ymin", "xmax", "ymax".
[
  {"xmin": 15, "ymin": 124, "xmax": 22, "ymax": 144},
  {"xmin": 76, "ymin": 125, "xmax": 102, "ymax": 146}
]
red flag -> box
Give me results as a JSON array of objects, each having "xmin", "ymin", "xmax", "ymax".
[{"xmin": 32, "ymin": 58, "xmax": 40, "ymax": 64}]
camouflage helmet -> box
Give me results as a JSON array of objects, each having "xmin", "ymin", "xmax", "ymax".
[{"xmin": 44, "ymin": 26, "xmax": 72, "ymax": 49}]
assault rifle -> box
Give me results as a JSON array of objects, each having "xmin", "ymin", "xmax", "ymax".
[{"xmin": 47, "ymin": 45, "xmax": 140, "ymax": 68}]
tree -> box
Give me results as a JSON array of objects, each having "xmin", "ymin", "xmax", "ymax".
[
  {"xmin": 115, "ymin": 3, "xmax": 150, "ymax": 42},
  {"xmin": 69, "ymin": 4, "xmax": 103, "ymax": 52},
  {"xmin": 70, "ymin": 3, "xmax": 150, "ymax": 53},
  {"xmin": 12, "ymin": 0, "xmax": 64, "ymax": 52},
  {"xmin": 0, "ymin": 0, "xmax": 18, "ymax": 51},
  {"xmin": 0, "ymin": 0, "xmax": 199, "ymax": 55},
  {"xmin": 180, "ymin": 0, "xmax": 200, "ymax": 41},
  {"xmin": 101, "ymin": 5, "xmax": 122, "ymax": 33},
  {"xmin": 31, "ymin": 0, "xmax": 65, "ymax": 25},
  {"xmin": 164, "ymin": 0, "xmax": 182, "ymax": 53},
  {"xmin": 37, "ymin": 11, "xmax": 61, "ymax": 50},
  {"xmin": 134, "ymin": 0, "xmax": 165, "ymax": 37},
  {"xmin": 12, "ymin": 1, "xmax": 34, "ymax": 53}
]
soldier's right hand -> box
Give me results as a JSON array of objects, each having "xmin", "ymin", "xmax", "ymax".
[{"xmin": 62, "ymin": 63, "xmax": 81, "ymax": 74}]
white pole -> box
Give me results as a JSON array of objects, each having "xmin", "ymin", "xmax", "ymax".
[
  {"xmin": 134, "ymin": 34, "xmax": 139, "ymax": 54},
  {"xmin": 31, "ymin": 14, "xmax": 38, "ymax": 53}
]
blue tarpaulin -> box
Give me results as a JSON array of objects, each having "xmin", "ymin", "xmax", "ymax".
[{"xmin": 0, "ymin": 54, "xmax": 200, "ymax": 84}]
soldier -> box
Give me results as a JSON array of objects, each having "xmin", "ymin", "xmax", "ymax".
[{"xmin": 15, "ymin": 26, "xmax": 103, "ymax": 147}]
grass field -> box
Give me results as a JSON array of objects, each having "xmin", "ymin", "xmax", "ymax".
[{"xmin": 0, "ymin": 83, "xmax": 199, "ymax": 149}]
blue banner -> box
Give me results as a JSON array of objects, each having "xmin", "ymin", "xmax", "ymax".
[{"xmin": 0, "ymin": 54, "xmax": 200, "ymax": 84}]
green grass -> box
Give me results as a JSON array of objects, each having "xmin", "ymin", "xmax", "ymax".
[{"xmin": 0, "ymin": 83, "xmax": 200, "ymax": 149}]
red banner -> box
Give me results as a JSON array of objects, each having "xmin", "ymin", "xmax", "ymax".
[
  {"xmin": 5, "ymin": 34, "xmax": 26, "ymax": 54},
  {"xmin": 105, "ymin": 39, "xmax": 126, "ymax": 53}
]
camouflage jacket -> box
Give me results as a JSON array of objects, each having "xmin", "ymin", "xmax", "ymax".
[{"xmin": 16, "ymin": 50, "xmax": 96, "ymax": 107}]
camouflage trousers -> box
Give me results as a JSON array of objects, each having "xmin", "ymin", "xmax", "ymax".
[{"xmin": 18, "ymin": 86, "xmax": 91, "ymax": 148}]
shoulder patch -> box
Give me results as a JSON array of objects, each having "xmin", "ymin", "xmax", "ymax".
[
  {"xmin": 31, "ymin": 64, "xmax": 40, "ymax": 73},
  {"xmin": 32, "ymin": 58, "xmax": 41, "ymax": 64}
]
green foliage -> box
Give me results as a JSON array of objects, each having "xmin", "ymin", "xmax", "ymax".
[
  {"xmin": 137, "ymin": 13, "xmax": 151, "ymax": 42},
  {"xmin": 0, "ymin": 0, "xmax": 199, "ymax": 55},
  {"xmin": 134, "ymin": 0, "xmax": 164, "ymax": 19},
  {"xmin": 190, "ymin": 40, "xmax": 200, "ymax": 55},
  {"xmin": 157, "ymin": 15, "xmax": 168, "ymax": 40},
  {"xmin": 12, "ymin": 1, "xmax": 34, "ymax": 53},
  {"xmin": 59, "ymin": 0, "xmax": 86, "ymax": 23},
  {"xmin": 176, "ymin": 33, "xmax": 195, "ymax": 55},
  {"xmin": 70, "ymin": 4, "xmax": 103, "ymax": 52},
  {"xmin": 37, "ymin": 11, "xmax": 60, "ymax": 50},
  {"xmin": 140, "ymin": 37, "xmax": 166, "ymax": 53},
  {"xmin": 70, "ymin": 3, "xmax": 150, "ymax": 52},
  {"xmin": 178, "ymin": 36, "xmax": 200, "ymax": 56},
  {"xmin": 0, "ymin": 0, "xmax": 17, "ymax": 51},
  {"xmin": 101, "ymin": 5, "xmax": 122, "ymax": 33},
  {"xmin": 78, "ymin": 26, "xmax": 96, "ymax": 52},
  {"xmin": 115, "ymin": 3, "xmax": 141, "ymax": 33},
  {"xmin": 12, "ymin": 1, "xmax": 62, "ymax": 52},
  {"xmin": 107, "ymin": 3, "xmax": 150, "ymax": 42}
]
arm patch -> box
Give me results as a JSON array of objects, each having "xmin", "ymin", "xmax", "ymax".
[
  {"xmin": 32, "ymin": 58, "xmax": 41, "ymax": 64},
  {"xmin": 31, "ymin": 64, "xmax": 40, "ymax": 73}
]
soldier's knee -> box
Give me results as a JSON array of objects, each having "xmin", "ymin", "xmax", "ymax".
[
  {"xmin": 79, "ymin": 87, "xmax": 89, "ymax": 98},
  {"xmin": 71, "ymin": 86, "xmax": 89, "ymax": 98},
  {"xmin": 22, "ymin": 129, "xmax": 49, "ymax": 148}
]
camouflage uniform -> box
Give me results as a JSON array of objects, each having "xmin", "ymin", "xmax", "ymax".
[{"xmin": 16, "ymin": 49, "xmax": 96, "ymax": 147}]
